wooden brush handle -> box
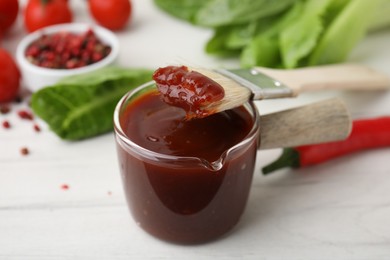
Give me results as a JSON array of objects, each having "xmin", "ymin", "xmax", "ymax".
[
  {"xmin": 255, "ymin": 64, "xmax": 390, "ymax": 95},
  {"xmin": 259, "ymin": 98, "xmax": 351, "ymax": 150}
]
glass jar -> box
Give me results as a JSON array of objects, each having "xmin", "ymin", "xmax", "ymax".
[{"xmin": 114, "ymin": 82, "xmax": 260, "ymax": 244}]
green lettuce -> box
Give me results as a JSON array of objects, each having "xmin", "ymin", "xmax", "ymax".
[
  {"xmin": 195, "ymin": 0, "xmax": 296, "ymax": 27},
  {"xmin": 239, "ymin": 1, "xmax": 304, "ymax": 68},
  {"xmin": 154, "ymin": 0, "xmax": 390, "ymax": 68},
  {"xmin": 279, "ymin": 0, "xmax": 333, "ymax": 68},
  {"xmin": 153, "ymin": 0, "xmax": 210, "ymax": 23},
  {"xmin": 309, "ymin": 0, "xmax": 382, "ymax": 65},
  {"xmin": 31, "ymin": 67, "xmax": 153, "ymax": 140}
]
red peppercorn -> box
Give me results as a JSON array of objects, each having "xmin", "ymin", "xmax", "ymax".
[
  {"xmin": 71, "ymin": 48, "xmax": 81, "ymax": 56},
  {"xmin": 86, "ymin": 41, "xmax": 96, "ymax": 52},
  {"xmin": 17, "ymin": 109, "xmax": 34, "ymax": 120},
  {"xmin": 20, "ymin": 147, "xmax": 29, "ymax": 156},
  {"xmin": 65, "ymin": 59, "xmax": 77, "ymax": 69},
  {"xmin": 61, "ymin": 184, "xmax": 70, "ymax": 190},
  {"xmin": 104, "ymin": 48, "xmax": 111, "ymax": 56},
  {"xmin": 85, "ymin": 28, "xmax": 94, "ymax": 37},
  {"xmin": 33, "ymin": 124, "xmax": 41, "ymax": 132},
  {"xmin": 25, "ymin": 45, "xmax": 40, "ymax": 57},
  {"xmin": 0, "ymin": 105, "xmax": 10, "ymax": 114},
  {"xmin": 81, "ymin": 51, "xmax": 91, "ymax": 62},
  {"xmin": 25, "ymin": 29, "xmax": 111, "ymax": 69},
  {"xmin": 61, "ymin": 52, "xmax": 71, "ymax": 63},
  {"xmin": 55, "ymin": 43, "xmax": 65, "ymax": 54},
  {"xmin": 69, "ymin": 37, "xmax": 82, "ymax": 49},
  {"xmin": 42, "ymin": 51, "xmax": 56, "ymax": 61},
  {"xmin": 92, "ymin": 52, "xmax": 103, "ymax": 62},
  {"xmin": 2, "ymin": 120, "xmax": 11, "ymax": 129},
  {"xmin": 40, "ymin": 60, "xmax": 55, "ymax": 68},
  {"xmin": 76, "ymin": 61, "xmax": 87, "ymax": 68}
]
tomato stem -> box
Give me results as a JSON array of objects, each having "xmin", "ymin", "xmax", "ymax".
[{"xmin": 41, "ymin": 0, "xmax": 51, "ymax": 5}]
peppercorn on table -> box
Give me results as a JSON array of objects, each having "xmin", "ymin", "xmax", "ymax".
[{"xmin": 1, "ymin": 0, "xmax": 390, "ymax": 259}]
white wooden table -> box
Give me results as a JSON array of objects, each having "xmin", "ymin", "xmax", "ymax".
[{"xmin": 1, "ymin": 1, "xmax": 390, "ymax": 259}]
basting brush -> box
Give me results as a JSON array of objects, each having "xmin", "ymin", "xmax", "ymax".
[{"xmin": 192, "ymin": 64, "xmax": 390, "ymax": 114}]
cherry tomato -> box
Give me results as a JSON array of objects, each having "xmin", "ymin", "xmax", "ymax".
[
  {"xmin": 24, "ymin": 0, "xmax": 73, "ymax": 33},
  {"xmin": 0, "ymin": 48, "xmax": 20, "ymax": 103},
  {"xmin": 0, "ymin": 0, "xmax": 19, "ymax": 38},
  {"xmin": 88, "ymin": 0, "xmax": 132, "ymax": 31}
]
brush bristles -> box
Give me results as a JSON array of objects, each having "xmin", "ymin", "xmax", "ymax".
[{"xmin": 191, "ymin": 68, "xmax": 252, "ymax": 113}]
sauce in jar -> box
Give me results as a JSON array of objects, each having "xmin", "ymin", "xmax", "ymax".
[{"xmin": 115, "ymin": 84, "xmax": 259, "ymax": 244}]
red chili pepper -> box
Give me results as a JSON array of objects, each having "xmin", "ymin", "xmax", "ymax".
[{"xmin": 262, "ymin": 117, "xmax": 390, "ymax": 174}]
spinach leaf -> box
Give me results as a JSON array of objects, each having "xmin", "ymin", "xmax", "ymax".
[
  {"xmin": 240, "ymin": 35, "xmax": 281, "ymax": 68},
  {"xmin": 153, "ymin": 0, "xmax": 211, "ymax": 23},
  {"xmin": 31, "ymin": 67, "xmax": 153, "ymax": 140},
  {"xmin": 205, "ymin": 26, "xmax": 243, "ymax": 56},
  {"xmin": 224, "ymin": 18, "xmax": 275, "ymax": 49},
  {"xmin": 321, "ymin": 0, "xmax": 350, "ymax": 28},
  {"xmin": 240, "ymin": 1, "xmax": 304, "ymax": 68},
  {"xmin": 202, "ymin": 12, "xmax": 279, "ymax": 57},
  {"xmin": 223, "ymin": 22, "xmax": 257, "ymax": 50},
  {"xmin": 195, "ymin": 0, "xmax": 296, "ymax": 27},
  {"xmin": 279, "ymin": 0, "xmax": 333, "ymax": 68},
  {"xmin": 154, "ymin": 0, "xmax": 390, "ymax": 68}
]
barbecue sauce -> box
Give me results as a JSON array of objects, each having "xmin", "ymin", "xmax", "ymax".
[
  {"xmin": 152, "ymin": 66, "xmax": 224, "ymax": 118},
  {"xmin": 116, "ymin": 88, "xmax": 258, "ymax": 244}
]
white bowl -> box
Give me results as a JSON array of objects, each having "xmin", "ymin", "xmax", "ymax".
[{"xmin": 16, "ymin": 23, "xmax": 120, "ymax": 92}]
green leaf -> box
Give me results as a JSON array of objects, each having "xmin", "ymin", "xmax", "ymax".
[
  {"xmin": 279, "ymin": 15, "xmax": 323, "ymax": 68},
  {"xmin": 321, "ymin": 0, "xmax": 350, "ymax": 28},
  {"xmin": 153, "ymin": 0, "xmax": 389, "ymax": 69},
  {"xmin": 240, "ymin": 36, "xmax": 281, "ymax": 68},
  {"xmin": 195, "ymin": 0, "xmax": 297, "ymax": 27},
  {"xmin": 153, "ymin": 0, "xmax": 211, "ymax": 23},
  {"xmin": 31, "ymin": 67, "xmax": 153, "ymax": 140},
  {"xmin": 205, "ymin": 26, "xmax": 242, "ymax": 56},
  {"xmin": 309, "ymin": 0, "xmax": 381, "ymax": 65},
  {"xmin": 224, "ymin": 21, "xmax": 258, "ymax": 49},
  {"xmin": 368, "ymin": 0, "xmax": 390, "ymax": 32},
  {"xmin": 239, "ymin": 1, "xmax": 304, "ymax": 68},
  {"xmin": 279, "ymin": 0, "xmax": 333, "ymax": 68},
  {"xmin": 225, "ymin": 16, "xmax": 277, "ymax": 49}
]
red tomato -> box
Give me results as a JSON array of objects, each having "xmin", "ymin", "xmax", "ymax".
[
  {"xmin": 0, "ymin": 0, "xmax": 19, "ymax": 38},
  {"xmin": 0, "ymin": 48, "xmax": 20, "ymax": 103},
  {"xmin": 24, "ymin": 0, "xmax": 73, "ymax": 33},
  {"xmin": 88, "ymin": 0, "xmax": 132, "ymax": 31}
]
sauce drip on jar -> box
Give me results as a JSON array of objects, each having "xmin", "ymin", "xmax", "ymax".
[{"xmin": 152, "ymin": 66, "xmax": 225, "ymax": 118}]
